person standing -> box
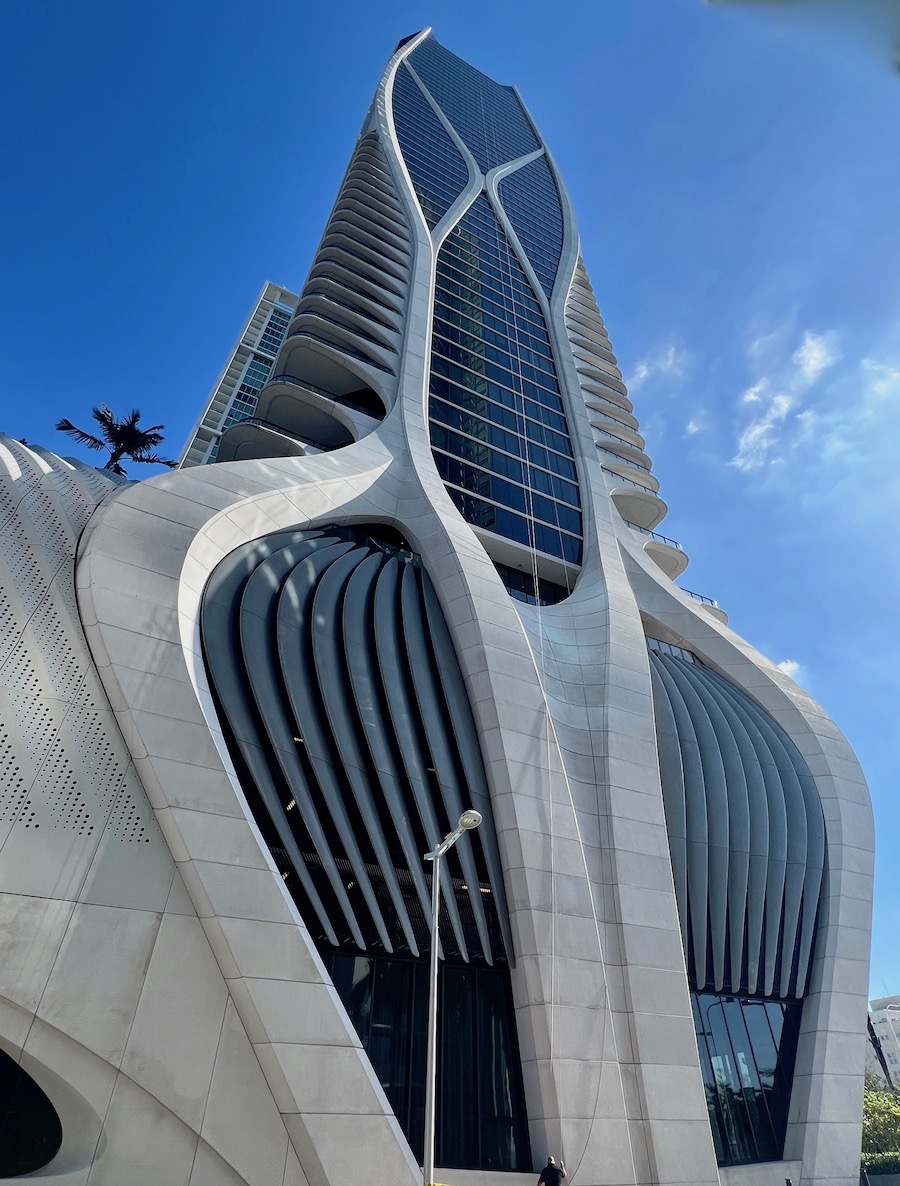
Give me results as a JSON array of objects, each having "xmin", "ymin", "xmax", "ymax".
[{"xmin": 537, "ymin": 1155, "xmax": 566, "ymax": 1185}]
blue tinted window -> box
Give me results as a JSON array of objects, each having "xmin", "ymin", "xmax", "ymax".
[
  {"xmin": 258, "ymin": 306, "xmax": 292, "ymax": 356},
  {"xmin": 499, "ymin": 156, "xmax": 564, "ymax": 298},
  {"xmin": 428, "ymin": 196, "xmax": 581, "ymax": 565},
  {"xmin": 392, "ymin": 64, "xmax": 469, "ymax": 229},
  {"xmin": 492, "ymin": 562, "xmax": 571, "ymax": 606},
  {"xmin": 409, "ymin": 37, "xmax": 540, "ymax": 171}
]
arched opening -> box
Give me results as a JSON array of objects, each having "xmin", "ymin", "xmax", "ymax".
[{"xmin": 0, "ymin": 1049, "xmax": 63, "ymax": 1176}]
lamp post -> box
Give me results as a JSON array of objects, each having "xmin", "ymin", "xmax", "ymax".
[{"xmin": 422, "ymin": 809, "xmax": 483, "ymax": 1186}]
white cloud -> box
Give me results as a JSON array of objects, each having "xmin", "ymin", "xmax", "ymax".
[
  {"xmin": 627, "ymin": 344, "xmax": 688, "ymax": 390},
  {"xmin": 792, "ymin": 330, "xmax": 841, "ymax": 384},
  {"xmin": 776, "ymin": 659, "xmax": 802, "ymax": 679},
  {"xmin": 730, "ymin": 328, "xmax": 842, "ymax": 471},
  {"xmin": 685, "ymin": 418, "xmax": 702, "ymax": 436},
  {"xmin": 740, "ymin": 380, "xmax": 767, "ymax": 404},
  {"xmin": 746, "ymin": 328, "xmax": 785, "ymax": 363},
  {"xmin": 629, "ymin": 360, "xmax": 652, "ymax": 388},
  {"xmin": 731, "ymin": 392, "xmax": 794, "ymax": 471},
  {"xmin": 862, "ymin": 358, "xmax": 900, "ymax": 400}
]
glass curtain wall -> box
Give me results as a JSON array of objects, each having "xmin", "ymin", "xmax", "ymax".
[
  {"xmin": 391, "ymin": 40, "xmax": 583, "ymax": 574},
  {"xmin": 429, "ymin": 197, "xmax": 583, "ymax": 566},
  {"xmin": 325, "ymin": 952, "xmax": 530, "ymax": 1172},
  {"xmin": 691, "ymin": 992, "xmax": 802, "ymax": 1167}
]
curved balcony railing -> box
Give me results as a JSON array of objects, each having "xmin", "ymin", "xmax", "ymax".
[
  {"xmin": 263, "ymin": 373, "xmax": 381, "ymax": 419},
  {"xmin": 681, "ymin": 587, "xmax": 719, "ymax": 608},
  {"xmin": 223, "ymin": 418, "xmax": 312, "ymax": 448},
  {"xmin": 589, "ymin": 407, "xmax": 638, "ymax": 433},
  {"xmin": 597, "ymin": 446, "xmax": 651, "ymax": 475},
  {"xmin": 603, "ymin": 469, "xmax": 660, "ymax": 495},
  {"xmin": 624, "ymin": 521, "xmax": 683, "ymax": 551}
]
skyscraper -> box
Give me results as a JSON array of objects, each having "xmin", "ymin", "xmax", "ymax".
[
  {"xmin": 0, "ymin": 30, "xmax": 873, "ymax": 1186},
  {"xmin": 179, "ymin": 281, "xmax": 299, "ymax": 468}
]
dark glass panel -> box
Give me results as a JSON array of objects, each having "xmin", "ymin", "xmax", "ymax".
[
  {"xmin": 498, "ymin": 156, "xmax": 564, "ymax": 298},
  {"xmin": 329, "ymin": 954, "xmax": 374, "ymax": 1041},
  {"xmin": 720, "ymin": 997, "xmax": 779, "ymax": 1162},
  {"xmin": 323, "ymin": 953, "xmax": 530, "ymax": 1172},
  {"xmin": 475, "ymin": 968, "xmax": 530, "ymax": 1169},
  {"xmin": 692, "ymin": 994, "xmax": 729, "ymax": 1164},
  {"xmin": 392, "ymin": 64, "xmax": 469, "ymax": 228},
  {"xmin": 766, "ymin": 999, "xmax": 801, "ymax": 1143},
  {"xmin": 492, "ymin": 562, "xmax": 571, "ymax": 607},
  {"xmin": 444, "ymin": 488, "xmax": 583, "ymax": 566},
  {"xmin": 370, "ymin": 959, "xmax": 415, "ymax": 1128},
  {"xmin": 428, "ymin": 196, "xmax": 582, "ymax": 566},
  {"xmin": 0, "ymin": 1049, "xmax": 63, "ymax": 1177},
  {"xmin": 692, "ymin": 991, "xmax": 802, "ymax": 1168},
  {"xmin": 705, "ymin": 997, "xmax": 758, "ymax": 1165},
  {"xmin": 440, "ymin": 966, "xmax": 477, "ymax": 1166},
  {"xmin": 408, "ymin": 38, "xmax": 540, "ymax": 171}
]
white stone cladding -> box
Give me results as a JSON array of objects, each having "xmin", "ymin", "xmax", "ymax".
[{"xmin": 0, "ymin": 439, "xmax": 311, "ymax": 1185}]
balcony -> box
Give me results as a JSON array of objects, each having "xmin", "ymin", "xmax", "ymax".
[
  {"xmin": 216, "ymin": 419, "xmax": 311, "ymax": 464},
  {"xmin": 603, "ymin": 470, "xmax": 666, "ymax": 530},
  {"xmin": 624, "ymin": 520, "xmax": 689, "ymax": 580},
  {"xmin": 597, "ymin": 448, "xmax": 658, "ymax": 487},
  {"xmin": 680, "ymin": 587, "xmax": 729, "ymax": 626},
  {"xmin": 590, "ymin": 418, "xmax": 647, "ymax": 453},
  {"xmin": 252, "ymin": 374, "xmax": 382, "ymax": 452}
]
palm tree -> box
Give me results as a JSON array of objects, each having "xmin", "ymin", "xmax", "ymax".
[{"xmin": 55, "ymin": 406, "xmax": 177, "ymax": 476}]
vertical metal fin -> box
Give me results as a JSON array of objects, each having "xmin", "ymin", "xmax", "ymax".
[
  {"xmin": 648, "ymin": 647, "xmax": 824, "ymax": 1000},
  {"xmin": 200, "ymin": 526, "xmax": 511, "ymax": 966}
]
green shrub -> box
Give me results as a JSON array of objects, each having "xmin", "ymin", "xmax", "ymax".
[
  {"xmin": 862, "ymin": 1150, "xmax": 900, "ymax": 1174},
  {"xmin": 864, "ymin": 1089, "xmax": 900, "ymax": 1156}
]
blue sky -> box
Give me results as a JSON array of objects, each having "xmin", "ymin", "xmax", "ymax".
[{"xmin": 2, "ymin": 0, "xmax": 898, "ymax": 994}]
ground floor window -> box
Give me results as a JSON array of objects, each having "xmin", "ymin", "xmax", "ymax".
[
  {"xmin": 325, "ymin": 951, "xmax": 531, "ymax": 1171},
  {"xmin": 692, "ymin": 991, "xmax": 802, "ymax": 1166}
]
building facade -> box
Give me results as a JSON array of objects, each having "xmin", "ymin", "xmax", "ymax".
[
  {"xmin": 0, "ymin": 30, "xmax": 874, "ymax": 1186},
  {"xmin": 870, "ymin": 998, "xmax": 900, "ymax": 1086},
  {"xmin": 179, "ymin": 281, "xmax": 299, "ymax": 468}
]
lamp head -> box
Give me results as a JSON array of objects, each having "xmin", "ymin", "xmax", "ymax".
[{"xmin": 458, "ymin": 809, "xmax": 482, "ymax": 831}]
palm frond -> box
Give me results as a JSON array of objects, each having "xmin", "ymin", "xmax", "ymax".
[
  {"xmin": 91, "ymin": 405, "xmax": 117, "ymax": 431},
  {"xmin": 55, "ymin": 419, "xmax": 106, "ymax": 452},
  {"xmin": 59, "ymin": 406, "xmax": 175, "ymax": 470},
  {"xmin": 132, "ymin": 452, "xmax": 177, "ymax": 468}
]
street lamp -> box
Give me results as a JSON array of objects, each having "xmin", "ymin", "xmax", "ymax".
[{"xmin": 422, "ymin": 809, "xmax": 483, "ymax": 1186}]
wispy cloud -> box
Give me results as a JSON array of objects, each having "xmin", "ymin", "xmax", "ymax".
[
  {"xmin": 792, "ymin": 330, "xmax": 841, "ymax": 383},
  {"xmin": 729, "ymin": 328, "xmax": 841, "ymax": 471},
  {"xmin": 627, "ymin": 344, "xmax": 688, "ymax": 390},
  {"xmin": 808, "ymin": 353, "xmax": 900, "ymax": 475},
  {"xmin": 684, "ymin": 417, "xmax": 703, "ymax": 436},
  {"xmin": 740, "ymin": 381, "xmax": 766, "ymax": 404},
  {"xmin": 731, "ymin": 392, "xmax": 794, "ymax": 471},
  {"xmin": 863, "ymin": 357, "xmax": 900, "ymax": 398}
]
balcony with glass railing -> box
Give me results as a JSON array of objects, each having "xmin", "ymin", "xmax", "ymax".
[
  {"xmin": 680, "ymin": 586, "xmax": 728, "ymax": 625},
  {"xmin": 622, "ymin": 518, "xmax": 688, "ymax": 579},
  {"xmin": 600, "ymin": 461, "xmax": 664, "ymax": 527}
]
